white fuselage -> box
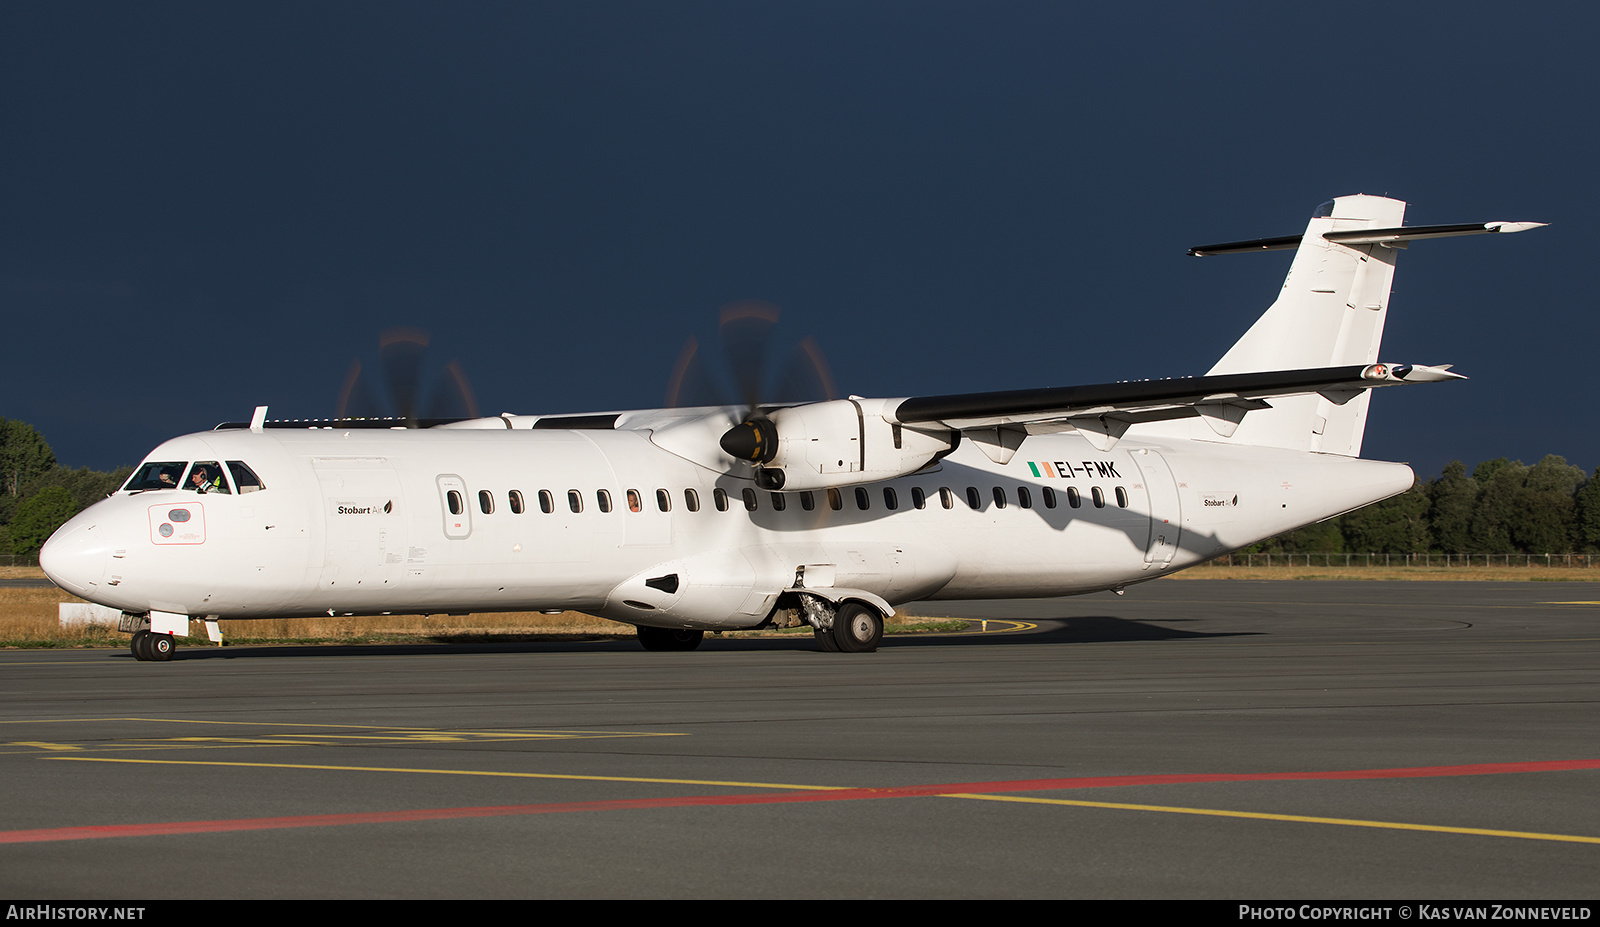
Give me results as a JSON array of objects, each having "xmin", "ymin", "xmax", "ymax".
[{"xmin": 42, "ymin": 423, "xmax": 1413, "ymax": 629}]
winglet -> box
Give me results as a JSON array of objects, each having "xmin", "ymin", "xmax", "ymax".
[{"xmin": 1385, "ymin": 363, "xmax": 1466, "ymax": 383}]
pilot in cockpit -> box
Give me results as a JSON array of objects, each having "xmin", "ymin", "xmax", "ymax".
[{"xmin": 188, "ymin": 465, "xmax": 223, "ymax": 494}]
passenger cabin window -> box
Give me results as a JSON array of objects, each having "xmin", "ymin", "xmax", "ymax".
[
  {"xmin": 1018, "ymin": 486, "xmax": 1032, "ymax": 509},
  {"xmin": 828, "ymin": 488, "xmax": 843, "ymax": 511},
  {"xmin": 1115, "ymin": 486, "xmax": 1129, "ymax": 508},
  {"xmin": 684, "ymin": 489, "xmax": 700, "ymax": 512},
  {"xmin": 883, "ymin": 487, "xmax": 898, "ymax": 510},
  {"xmin": 478, "ymin": 490, "xmax": 494, "ymax": 514},
  {"xmin": 1092, "ymin": 487, "xmax": 1106, "ymax": 508},
  {"xmin": 800, "ymin": 491, "xmax": 815, "ymax": 511},
  {"xmin": 627, "ymin": 489, "xmax": 642, "ymax": 513},
  {"xmin": 185, "ymin": 461, "xmax": 230, "ymax": 494},
  {"xmin": 966, "ymin": 487, "xmax": 981, "ymax": 510},
  {"xmin": 1067, "ymin": 487, "xmax": 1082, "ymax": 508},
  {"xmin": 597, "ymin": 490, "xmax": 613, "ymax": 513},
  {"xmin": 992, "ymin": 486, "xmax": 1007, "ymax": 509},
  {"xmin": 714, "ymin": 488, "xmax": 729, "ymax": 512},
  {"xmin": 939, "ymin": 487, "xmax": 954, "ymax": 509},
  {"xmin": 448, "ymin": 490, "xmax": 464, "ymax": 515},
  {"xmin": 539, "ymin": 490, "xmax": 554, "ymax": 514},
  {"xmin": 124, "ymin": 461, "xmax": 188, "ymax": 492},
  {"xmin": 509, "ymin": 490, "xmax": 525, "ymax": 514},
  {"xmin": 568, "ymin": 490, "xmax": 583, "ymax": 513},
  {"xmin": 1042, "ymin": 487, "xmax": 1057, "ymax": 509},
  {"xmin": 742, "ymin": 488, "xmax": 758, "ymax": 511},
  {"xmin": 770, "ymin": 492, "xmax": 786, "ymax": 511},
  {"xmin": 226, "ymin": 461, "xmax": 265, "ymax": 493},
  {"xmin": 911, "ymin": 487, "xmax": 926, "ymax": 510},
  {"xmin": 656, "ymin": 489, "xmax": 671, "ymax": 512},
  {"xmin": 855, "ymin": 488, "xmax": 870, "ymax": 511}
]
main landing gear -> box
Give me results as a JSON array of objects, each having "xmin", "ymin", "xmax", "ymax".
[
  {"xmin": 130, "ymin": 629, "xmax": 175, "ymax": 662},
  {"xmin": 814, "ymin": 602, "xmax": 884, "ymax": 654},
  {"xmin": 633, "ymin": 600, "xmax": 887, "ymax": 654},
  {"xmin": 636, "ymin": 626, "xmax": 705, "ymax": 652}
]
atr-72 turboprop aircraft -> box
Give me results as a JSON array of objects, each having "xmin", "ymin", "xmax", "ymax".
[{"xmin": 41, "ymin": 195, "xmax": 1543, "ymax": 660}]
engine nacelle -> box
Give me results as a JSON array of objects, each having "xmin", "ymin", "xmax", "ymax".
[{"xmin": 721, "ymin": 398, "xmax": 957, "ymax": 491}]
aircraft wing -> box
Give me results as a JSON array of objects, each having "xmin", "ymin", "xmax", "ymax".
[{"xmin": 891, "ymin": 362, "xmax": 1461, "ymax": 453}]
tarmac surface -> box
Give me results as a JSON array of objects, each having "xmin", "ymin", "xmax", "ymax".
[{"xmin": 2, "ymin": 579, "xmax": 1598, "ymax": 899}]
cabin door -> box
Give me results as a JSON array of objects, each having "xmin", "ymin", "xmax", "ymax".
[
  {"xmin": 1132, "ymin": 449, "xmax": 1182, "ymax": 569},
  {"xmin": 312, "ymin": 457, "xmax": 408, "ymax": 592}
]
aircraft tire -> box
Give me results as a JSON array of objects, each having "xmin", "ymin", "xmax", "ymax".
[
  {"xmin": 130, "ymin": 630, "xmax": 150, "ymax": 661},
  {"xmin": 830, "ymin": 603, "xmax": 883, "ymax": 653},
  {"xmin": 637, "ymin": 626, "xmax": 704, "ymax": 652},
  {"xmin": 813, "ymin": 627, "xmax": 839, "ymax": 652},
  {"xmin": 148, "ymin": 633, "xmax": 175, "ymax": 661}
]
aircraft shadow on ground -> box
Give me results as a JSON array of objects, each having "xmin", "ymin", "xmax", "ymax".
[
  {"xmin": 130, "ymin": 615, "xmax": 1256, "ymax": 660},
  {"xmin": 893, "ymin": 615, "xmax": 1260, "ymax": 646},
  {"xmin": 123, "ymin": 638, "xmax": 639, "ymax": 660}
]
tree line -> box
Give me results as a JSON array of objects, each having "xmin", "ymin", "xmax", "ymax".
[
  {"xmin": 1, "ymin": 417, "xmax": 1597, "ymax": 559},
  {"xmin": 0, "ymin": 419, "xmax": 130, "ymax": 558},
  {"xmin": 1252, "ymin": 455, "xmax": 1600, "ymax": 555}
]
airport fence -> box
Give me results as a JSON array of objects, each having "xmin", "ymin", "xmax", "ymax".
[
  {"xmin": 0, "ymin": 555, "xmax": 39, "ymax": 568},
  {"xmin": 1200, "ymin": 552, "xmax": 1597, "ymax": 569}
]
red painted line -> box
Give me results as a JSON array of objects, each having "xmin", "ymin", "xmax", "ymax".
[
  {"xmin": 0, "ymin": 796, "xmax": 804, "ymax": 844},
  {"xmin": 5, "ymin": 758, "xmax": 1597, "ymax": 844}
]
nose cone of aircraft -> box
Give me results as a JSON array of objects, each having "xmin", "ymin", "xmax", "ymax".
[{"xmin": 39, "ymin": 513, "xmax": 107, "ymax": 599}]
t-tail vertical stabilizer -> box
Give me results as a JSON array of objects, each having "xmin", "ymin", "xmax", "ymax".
[
  {"xmin": 1202, "ymin": 194, "xmax": 1403, "ymax": 457},
  {"xmin": 1170, "ymin": 195, "xmax": 1544, "ymax": 457}
]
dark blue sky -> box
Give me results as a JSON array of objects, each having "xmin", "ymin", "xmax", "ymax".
[{"xmin": 4, "ymin": 3, "xmax": 1593, "ymax": 477}]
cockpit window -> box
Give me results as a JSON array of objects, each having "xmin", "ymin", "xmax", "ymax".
[
  {"xmin": 124, "ymin": 461, "xmax": 188, "ymax": 492},
  {"xmin": 184, "ymin": 461, "xmax": 231, "ymax": 494},
  {"xmin": 226, "ymin": 461, "xmax": 265, "ymax": 493}
]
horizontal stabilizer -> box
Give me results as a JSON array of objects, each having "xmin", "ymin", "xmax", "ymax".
[
  {"xmin": 1186, "ymin": 234, "xmax": 1302, "ymax": 256},
  {"xmin": 1189, "ymin": 220, "xmax": 1546, "ymax": 257}
]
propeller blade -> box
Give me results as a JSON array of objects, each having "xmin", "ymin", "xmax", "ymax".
[
  {"xmin": 666, "ymin": 303, "xmax": 837, "ymax": 479},
  {"xmin": 666, "ymin": 336, "xmax": 727, "ymax": 408},
  {"xmin": 379, "ymin": 327, "xmax": 430, "ymax": 426},
  {"xmin": 336, "ymin": 328, "xmax": 481, "ymax": 426},
  {"xmin": 719, "ymin": 300, "xmax": 780, "ymax": 413},
  {"xmin": 772, "ymin": 336, "xmax": 837, "ymax": 405},
  {"xmin": 336, "ymin": 360, "xmax": 385, "ymax": 419},
  {"xmin": 423, "ymin": 360, "xmax": 481, "ymax": 421}
]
